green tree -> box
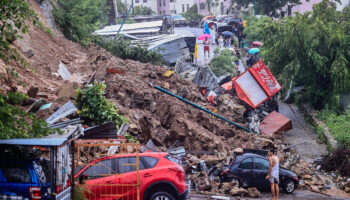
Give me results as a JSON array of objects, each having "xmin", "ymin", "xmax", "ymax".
[
  {"xmin": 53, "ymin": 0, "xmax": 109, "ymax": 46},
  {"xmin": 182, "ymin": 4, "xmax": 204, "ymax": 22},
  {"xmin": 245, "ymin": 0, "xmax": 350, "ymax": 109},
  {"xmin": 232, "ymin": 0, "xmax": 301, "ymax": 17},
  {"xmin": 133, "ymin": 5, "xmax": 153, "ymax": 15}
]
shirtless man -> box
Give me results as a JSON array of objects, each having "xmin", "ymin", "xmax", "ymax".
[{"xmin": 266, "ymin": 149, "xmax": 279, "ymax": 200}]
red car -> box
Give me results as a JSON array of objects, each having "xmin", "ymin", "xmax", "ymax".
[{"xmin": 75, "ymin": 152, "xmax": 188, "ymax": 200}]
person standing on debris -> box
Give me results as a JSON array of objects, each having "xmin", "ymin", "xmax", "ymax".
[
  {"xmin": 194, "ymin": 41, "xmax": 198, "ymax": 64},
  {"xmin": 210, "ymin": 26, "xmax": 216, "ymax": 45},
  {"xmin": 203, "ymin": 37, "xmax": 210, "ymax": 58},
  {"xmin": 218, "ymin": 35, "xmax": 224, "ymax": 48},
  {"xmin": 266, "ymin": 149, "xmax": 279, "ymax": 200}
]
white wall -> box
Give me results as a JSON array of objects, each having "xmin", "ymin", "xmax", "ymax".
[
  {"xmin": 124, "ymin": 0, "xmax": 158, "ymax": 14},
  {"xmin": 169, "ymin": 0, "xmax": 195, "ymax": 14}
]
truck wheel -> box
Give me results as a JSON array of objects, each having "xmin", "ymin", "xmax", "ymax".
[{"xmin": 150, "ymin": 191, "xmax": 175, "ymax": 200}]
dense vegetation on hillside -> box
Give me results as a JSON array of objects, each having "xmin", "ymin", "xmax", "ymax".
[{"xmin": 53, "ymin": 0, "xmax": 164, "ymax": 64}]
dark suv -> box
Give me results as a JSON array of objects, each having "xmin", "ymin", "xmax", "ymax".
[
  {"xmin": 220, "ymin": 153, "xmax": 298, "ymax": 193},
  {"xmin": 0, "ymin": 159, "xmax": 51, "ymax": 200}
]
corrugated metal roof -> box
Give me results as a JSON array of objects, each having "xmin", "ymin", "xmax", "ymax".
[{"xmin": 0, "ymin": 138, "xmax": 67, "ymax": 146}]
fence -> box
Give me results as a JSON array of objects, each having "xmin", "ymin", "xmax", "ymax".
[{"xmin": 73, "ymin": 139, "xmax": 140, "ymax": 200}]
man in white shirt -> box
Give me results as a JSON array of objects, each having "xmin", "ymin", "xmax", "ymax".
[{"xmin": 266, "ymin": 148, "xmax": 279, "ymax": 200}]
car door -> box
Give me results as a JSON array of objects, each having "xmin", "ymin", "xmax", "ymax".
[
  {"xmin": 253, "ymin": 157, "xmax": 271, "ymax": 189},
  {"xmin": 117, "ymin": 156, "xmax": 146, "ymax": 200},
  {"xmin": 235, "ymin": 157, "xmax": 253, "ymax": 187},
  {"xmin": 80, "ymin": 158, "xmax": 117, "ymax": 200}
]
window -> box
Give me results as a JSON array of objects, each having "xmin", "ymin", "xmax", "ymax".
[
  {"xmin": 182, "ymin": 4, "xmax": 185, "ymax": 13},
  {"xmin": 143, "ymin": 0, "xmax": 147, "ymax": 3},
  {"xmin": 163, "ymin": 0, "xmax": 165, "ymax": 6},
  {"xmin": 170, "ymin": 0, "xmax": 175, "ymax": 2},
  {"xmin": 141, "ymin": 156, "xmax": 159, "ymax": 168},
  {"xmin": 254, "ymin": 158, "xmax": 270, "ymax": 170},
  {"xmin": 159, "ymin": 0, "xmax": 161, "ymax": 7},
  {"xmin": 288, "ymin": 5, "xmax": 292, "ymax": 16},
  {"xmin": 1, "ymin": 163, "xmax": 31, "ymax": 183},
  {"xmin": 200, "ymin": 3, "xmax": 205, "ymax": 10},
  {"xmin": 221, "ymin": 2, "xmax": 224, "ymax": 15},
  {"xmin": 83, "ymin": 159, "xmax": 117, "ymax": 179},
  {"xmin": 135, "ymin": 0, "xmax": 139, "ymax": 3},
  {"xmin": 118, "ymin": 157, "xmax": 145, "ymax": 174},
  {"xmin": 187, "ymin": 4, "xmax": 189, "ymax": 11},
  {"xmin": 239, "ymin": 158, "xmax": 253, "ymax": 169}
]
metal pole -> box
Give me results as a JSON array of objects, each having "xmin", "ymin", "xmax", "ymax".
[
  {"xmin": 116, "ymin": 1, "xmax": 133, "ymax": 36},
  {"xmin": 254, "ymin": 0, "xmax": 256, "ymax": 15},
  {"xmin": 154, "ymin": 86, "xmax": 254, "ymax": 133}
]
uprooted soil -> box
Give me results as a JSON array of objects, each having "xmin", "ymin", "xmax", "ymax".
[{"xmin": 0, "ymin": 0, "xmax": 277, "ymax": 154}]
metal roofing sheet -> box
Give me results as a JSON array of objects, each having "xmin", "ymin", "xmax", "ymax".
[{"xmin": 0, "ymin": 138, "xmax": 67, "ymax": 146}]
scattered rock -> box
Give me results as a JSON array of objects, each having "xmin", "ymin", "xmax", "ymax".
[
  {"xmin": 27, "ymin": 86, "xmax": 39, "ymax": 98},
  {"xmin": 23, "ymin": 50, "xmax": 34, "ymax": 58},
  {"xmin": 247, "ymin": 187, "xmax": 260, "ymax": 198}
]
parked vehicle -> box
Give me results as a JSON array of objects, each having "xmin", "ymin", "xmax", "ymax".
[
  {"xmin": 171, "ymin": 15, "xmax": 187, "ymax": 27},
  {"xmin": 212, "ymin": 153, "xmax": 298, "ymax": 194},
  {"xmin": 0, "ymin": 159, "xmax": 51, "ymax": 200},
  {"xmin": 208, "ymin": 15, "xmax": 230, "ymax": 30},
  {"xmin": 75, "ymin": 152, "xmax": 188, "ymax": 200},
  {"xmin": 217, "ymin": 17, "xmax": 243, "ymax": 36},
  {"xmin": 199, "ymin": 15, "xmax": 216, "ymax": 27}
]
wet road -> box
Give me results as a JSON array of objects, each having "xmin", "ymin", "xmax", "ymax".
[{"xmin": 278, "ymin": 101, "xmax": 327, "ymax": 162}]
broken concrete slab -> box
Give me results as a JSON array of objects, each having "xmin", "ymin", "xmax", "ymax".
[{"xmin": 57, "ymin": 61, "xmax": 71, "ymax": 80}]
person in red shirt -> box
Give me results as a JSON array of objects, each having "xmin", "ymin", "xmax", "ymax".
[{"xmin": 203, "ymin": 37, "xmax": 210, "ymax": 58}]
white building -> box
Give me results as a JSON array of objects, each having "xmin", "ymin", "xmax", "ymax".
[
  {"xmin": 169, "ymin": 0, "xmax": 195, "ymax": 14},
  {"xmin": 123, "ymin": 0, "xmax": 158, "ymax": 14}
]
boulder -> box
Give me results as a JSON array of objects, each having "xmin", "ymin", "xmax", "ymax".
[
  {"xmin": 247, "ymin": 187, "xmax": 261, "ymax": 198},
  {"xmin": 303, "ymin": 174, "xmax": 312, "ymax": 180},
  {"xmin": 230, "ymin": 187, "xmax": 247, "ymax": 196},
  {"xmin": 233, "ymin": 147, "xmax": 243, "ymax": 154},
  {"xmin": 189, "ymin": 155, "xmax": 199, "ymax": 162},
  {"xmin": 57, "ymin": 82, "xmax": 75, "ymax": 99},
  {"xmin": 310, "ymin": 185, "xmax": 320, "ymax": 193},
  {"xmin": 220, "ymin": 182, "xmax": 237, "ymax": 192},
  {"xmin": 345, "ymin": 187, "xmax": 350, "ymax": 193},
  {"xmin": 218, "ymin": 152, "xmax": 227, "ymax": 160}
]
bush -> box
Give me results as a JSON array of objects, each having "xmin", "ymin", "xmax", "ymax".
[
  {"xmin": 317, "ymin": 108, "xmax": 350, "ymax": 148},
  {"xmin": 75, "ymin": 82, "xmax": 128, "ymax": 129},
  {"xmin": 209, "ymin": 49, "xmax": 238, "ymax": 76}
]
